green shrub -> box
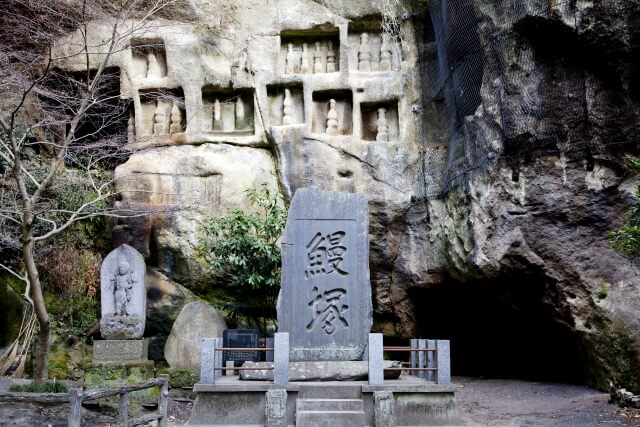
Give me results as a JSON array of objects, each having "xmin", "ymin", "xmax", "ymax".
[
  {"xmin": 9, "ymin": 381, "xmax": 68, "ymax": 393},
  {"xmin": 196, "ymin": 184, "xmax": 286, "ymax": 326}
]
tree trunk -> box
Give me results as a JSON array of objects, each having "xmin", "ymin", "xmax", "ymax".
[{"xmin": 22, "ymin": 221, "xmax": 50, "ymax": 382}]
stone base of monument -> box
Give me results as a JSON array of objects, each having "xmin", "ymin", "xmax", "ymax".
[
  {"xmin": 92, "ymin": 339, "xmax": 149, "ymax": 362},
  {"xmin": 186, "ymin": 376, "xmax": 459, "ymax": 426},
  {"xmin": 87, "ymin": 340, "xmax": 156, "ymax": 413},
  {"xmin": 239, "ymin": 360, "xmax": 402, "ymax": 381}
]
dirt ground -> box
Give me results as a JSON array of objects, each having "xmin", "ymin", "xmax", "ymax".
[
  {"xmin": 455, "ymin": 376, "xmax": 640, "ymax": 426},
  {"xmin": 2, "ymin": 376, "xmax": 640, "ymax": 426}
]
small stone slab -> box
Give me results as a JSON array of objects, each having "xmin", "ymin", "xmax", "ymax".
[
  {"xmin": 93, "ymin": 339, "xmax": 148, "ymax": 362},
  {"xmin": 239, "ymin": 361, "xmax": 401, "ymax": 381},
  {"xmin": 277, "ymin": 188, "xmax": 373, "ymax": 361}
]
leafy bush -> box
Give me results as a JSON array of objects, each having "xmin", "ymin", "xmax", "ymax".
[
  {"xmin": 9, "ymin": 381, "xmax": 68, "ymax": 393},
  {"xmin": 196, "ymin": 184, "xmax": 286, "ymax": 326},
  {"xmin": 610, "ymin": 159, "xmax": 640, "ymax": 257}
]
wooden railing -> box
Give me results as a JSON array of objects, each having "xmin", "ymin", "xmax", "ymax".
[{"xmin": 0, "ymin": 375, "xmax": 169, "ymax": 427}]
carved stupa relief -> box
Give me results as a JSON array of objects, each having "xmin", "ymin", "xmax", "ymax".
[
  {"xmin": 202, "ymin": 87, "xmax": 255, "ymax": 134},
  {"xmin": 360, "ymin": 101, "xmax": 399, "ymax": 142},
  {"xmin": 312, "ymin": 91, "xmax": 353, "ymax": 136},
  {"xmin": 131, "ymin": 38, "xmax": 168, "ymax": 80},
  {"xmin": 267, "ymin": 85, "xmax": 304, "ymax": 126},
  {"xmin": 281, "ymin": 31, "xmax": 340, "ymax": 75}
]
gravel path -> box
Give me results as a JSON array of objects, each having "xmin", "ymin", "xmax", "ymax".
[
  {"xmin": 455, "ymin": 376, "xmax": 640, "ymax": 426},
  {"xmin": 2, "ymin": 376, "xmax": 640, "ymax": 426}
]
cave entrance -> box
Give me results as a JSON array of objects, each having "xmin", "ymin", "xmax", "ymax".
[{"xmin": 409, "ymin": 273, "xmax": 587, "ymax": 383}]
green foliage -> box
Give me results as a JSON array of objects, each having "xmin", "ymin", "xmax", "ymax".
[
  {"xmin": 610, "ymin": 159, "xmax": 640, "ymax": 257},
  {"xmin": 597, "ymin": 282, "xmax": 608, "ymax": 300},
  {"xmin": 196, "ymin": 184, "xmax": 286, "ymax": 325},
  {"xmin": 50, "ymin": 294, "xmax": 99, "ymax": 340},
  {"xmin": 9, "ymin": 381, "xmax": 68, "ymax": 393},
  {"xmin": 164, "ymin": 368, "xmax": 199, "ymax": 388}
]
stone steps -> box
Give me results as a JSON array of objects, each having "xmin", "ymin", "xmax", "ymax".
[{"xmin": 295, "ymin": 398, "xmax": 365, "ymax": 426}]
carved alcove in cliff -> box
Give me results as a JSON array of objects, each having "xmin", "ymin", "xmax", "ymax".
[
  {"xmin": 360, "ymin": 100, "xmax": 399, "ymax": 142},
  {"xmin": 280, "ymin": 27, "xmax": 340, "ymax": 75},
  {"xmin": 131, "ymin": 38, "xmax": 168, "ymax": 80},
  {"xmin": 267, "ymin": 84, "xmax": 304, "ymax": 126},
  {"xmin": 311, "ymin": 90, "xmax": 353, "ymax": 135},
  {"xmin": 348, "ymin": 16, "xmax": 400, "ymax": 73},
  {"xmin": 202, "ymin": 87, "xmax": 254, "ymax": 134},
  {"xmin": 45, "ymin": 67, "xmax": 130, "ymax": 153},
  {"xmin": 138, "ymin": 88, "xmax": 186, "ymax": 140}
]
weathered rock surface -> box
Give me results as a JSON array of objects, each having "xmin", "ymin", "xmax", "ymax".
[
  {"xmin": 239, "ymin": 360, "xmax": 401, "ymax": 381},
  {"xmin": 49, "ymin": 0, "xmax": 640, "ymax": 391},
  {"xmin": 164, "ymin": 300, "xmax": 227, "ymax": 369}
]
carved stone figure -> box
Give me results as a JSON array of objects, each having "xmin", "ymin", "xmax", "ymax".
[
  {"xmin": 358, "ymin": 33, "xmax": 371, "ymax": 71},
  {"xmin": 285, "ymin": 43, "xmax": 296, "ymax": 74},
  {"xmin": 301, "ymin": 43, "xmax": 310, "ymax": 74},
  {"xmin": 100, "ymin": 244, "xmax": 146, "ymax": 340},
  {"xmin": 169, "ymin": 102, "xmax": 182, "ymax": 133},
  {"xmin": 376, "ymin": 107, "xmax": 388, "ymax": 142},
  {"xmin": 283, "ymin": 88, "xmax": 294, "ymax": 125},
  {"xmin": 326, "ymin": 99, "xmax": 338, "ymax": 135},
  {"xmin": 113, "ymin": 261, "xmax": 134, "ymax": 316},
  {"xmin": 380, "ymin": 34, "xmax": 392, "ymax": 72},
  {"xmin": 326, "ymin": 41, "xmax": 336, "ymax": 72},
  {"xmin": 313, "ymin": 41, "xmax": 324, "ymax": 73},
  {"xmin": 146, "ymin": 50, "xmax": 162, "ymax": 79},
  {"xmin": 153, "ymin": 100, "xmax": 166, "ymax": 136}
]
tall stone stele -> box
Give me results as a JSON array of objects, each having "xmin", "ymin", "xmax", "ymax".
[
  {"xmin": 99, "ymin": 244, "xmax": 146, "ymax": 340},
  {"xmin": 277, "ymin": 188, "xmax": 373, "ymax": 361}
]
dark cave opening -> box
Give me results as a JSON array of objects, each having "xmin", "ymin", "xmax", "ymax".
[{"xmin": 409, "ymin": 273, "xmax": 587, "ymax": 384}]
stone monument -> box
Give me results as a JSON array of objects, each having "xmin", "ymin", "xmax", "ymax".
[
  {"xmin": 94, "ymin": 244, "xmax": 147, "ymax": 362},
  {"xmin": 277, "ymin": 187, "xmax": 373, "ymax": 361}
]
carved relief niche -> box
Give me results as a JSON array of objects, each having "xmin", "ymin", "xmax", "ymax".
[
  {"xmin": 202, "ymin": 87, "xmax": 254, "ymax": 134},
  {"xmin": 280, "ymin": 27, "xmax": 340, "ymax": 75},
  {"xmin": 131, "ymin": 38, "xmax": 168, "ymax": 80},
  {"xmin": 360, "ymin": 100, "xmax": 399, "ymax": 142},
  {"xmin": 138, "ymin": 89, "xmax": 186, "ymax": 140},
  {"xmin": 348, "ymin": 18, "xmax": 400, "ymax": 73},
  {"xmin": 267, "ymin": 84, "xmax": 304, "ymax": 126},
  {"xmin": 312, "ymin": 90, "xmax": 353, "ymax": 136}
]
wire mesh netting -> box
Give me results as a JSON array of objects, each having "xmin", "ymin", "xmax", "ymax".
[{"xmin": 413, "ymin": 0, "xmax": 640, "ymax": 198}]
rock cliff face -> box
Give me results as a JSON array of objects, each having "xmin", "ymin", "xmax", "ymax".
[{"xmin": 54, "ymin": 0, "xmax": 640, "ymax": 390}]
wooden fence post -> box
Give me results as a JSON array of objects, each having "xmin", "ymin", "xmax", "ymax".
[
  {"xmin": 68, "ymin": 387, "xmax": 82, "ymax": 427},
  {"xmin": 119, "ymin": 391, "xmax": 129, "ymax": 426},
  {"xmin": 158, "ymin": 375, "xmax": 169, "ymax": 427}
]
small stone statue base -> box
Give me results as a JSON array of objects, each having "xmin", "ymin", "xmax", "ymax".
[
  {"xmin": 93, "ymin": 339, "xmax": 148, "ymax": 363},
  {"xmin": 100, "ymin": 315, "xmax": 145, "ymax": 340}
]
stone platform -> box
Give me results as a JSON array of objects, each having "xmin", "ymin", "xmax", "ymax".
[{"xmin": 186, "ymin": 375, "xmax": 459, "ymax": 426}]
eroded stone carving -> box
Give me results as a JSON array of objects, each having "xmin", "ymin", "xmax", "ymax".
[
  {"xmin": 283, "ymin": 89, "xmax": 294, "ymax": 125},
  {"xmin": 301, "ymin": 43, "xmax": 311, "ymax": 74},
  {"xmin": 376, "ymin": 107, "xmax": 388, "ymax": 142},
  {"xmin": 100, "ymin": 244, "xmax": 146, "ymax": 340},
  {"xmin": 358, "ymin": 33, "xmax": 371, "ymax": 71},
  {"xmin": 361, "ymin": 101, "xmax": 398, "ymax": 141},
  {"xmin": 326, "ymin": 99, "xmax": 338, "ymax": 135},
  {"xmin": 153, "ymin": 100, "xmax": 166, "ymax": 135},
  {"xmin": 204, "ymin": 89, "xmax": 254, "ymax": 133},
  {"xmin": 380, "ymin": 34, "xmax": 392, "ymax": 72},
  {"xmin": 131, "ymin": 39, "xmax": 167, "ymax": 80},
  {"xmin": 326, "ymin": 41, "xmax": 336, "ymax": 72},
  {"xmin": 170, "ymin": 102, "xmax": 183, "ymax": 133},
  {"xmin": 281, "ymin": 35, "xmax": 339, "ymax": 75}
]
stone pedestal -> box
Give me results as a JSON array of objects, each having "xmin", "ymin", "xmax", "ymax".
[{"xmin": 93, "ymin": 339, "xmax": 148, "ymax": 363}]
